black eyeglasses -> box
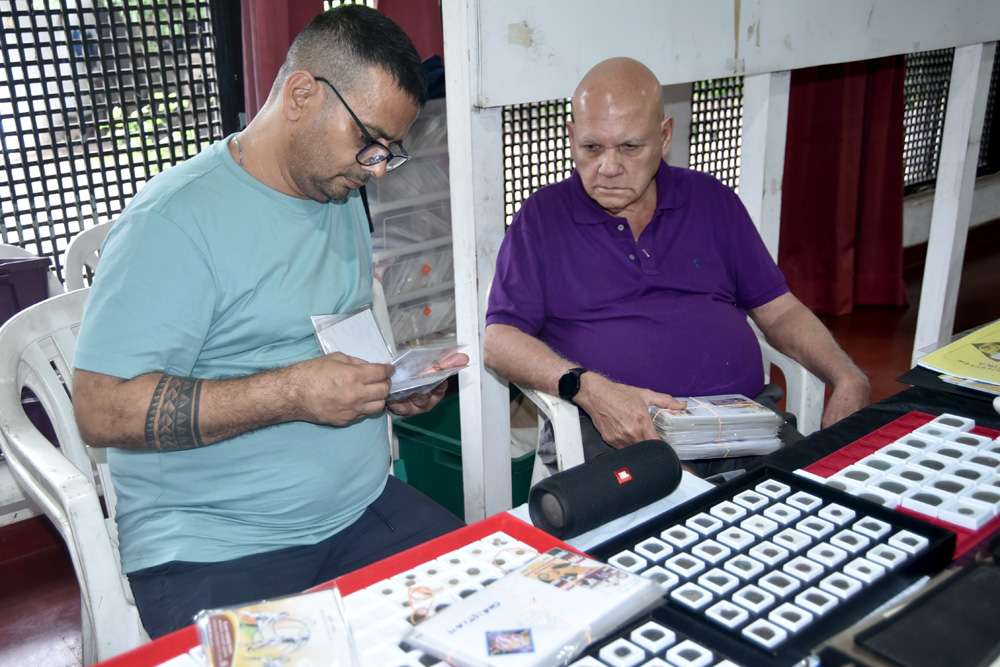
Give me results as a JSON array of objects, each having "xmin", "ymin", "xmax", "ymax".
[{"xmin": 313, "ymin": 75, "xmax": 410, "ymax": 172}]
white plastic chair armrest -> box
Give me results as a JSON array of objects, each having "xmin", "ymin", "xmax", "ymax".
[
  {"xmin": 1, "ymin": 413, "xmax": 112, "ymax": 558},
  {"xmin": 1, "ymin": 413, "xmax": 94, "ymax": 534},
  {"xmin": 1, "ymin": 410, "xmax": 134, "ymax": 647},
  {"xmin": 758, "ymin": 337, "xmax": 825, "ymax": 436},
  {"xmin": 517, "ymin": 385, "xmax": 586, "ymax": 471}
]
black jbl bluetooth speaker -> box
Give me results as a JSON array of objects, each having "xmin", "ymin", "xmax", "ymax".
[{"xmin": 528, "ymin": 440, "xmax": 683, "ymax": 539}]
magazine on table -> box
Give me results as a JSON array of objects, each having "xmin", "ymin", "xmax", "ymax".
[
  {"xmin": 917, "ymin": 318, "xmax": 1000, "ymax": 388},
  {"xmin": 312, "ymin": 308, "xmax": 467, "ymax": 400},
  {"xmin": 405, "ymin": 547, "xmax": 662, "ymax": 667}
]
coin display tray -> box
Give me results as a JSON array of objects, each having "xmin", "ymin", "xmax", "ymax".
[
  {"xmin": 801, "ymin": 411, "xmax": 1000, "ymax": 559},
  {"xmin": 587, "ymin": 467, "xmax": 954, "ymax": 667},
  {"xmin": 344, "ymin": 531, "xmax": 541, "ymax": 667}
]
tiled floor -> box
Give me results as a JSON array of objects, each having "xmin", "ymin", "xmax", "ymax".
[{"xmin": 0, "ymin": 234, "xmax": 997, "ymax": 667}]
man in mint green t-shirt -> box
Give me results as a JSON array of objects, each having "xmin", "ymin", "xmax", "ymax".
[{"xmin": 72, "ymin": 6, "xmax": 464, "ymax": 638}]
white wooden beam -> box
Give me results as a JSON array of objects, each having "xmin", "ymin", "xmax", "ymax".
[
  {"xmin": 912, "ymin": 42, "xmax": 997, "ymax": 364},
  {"xmin": 475, "ymin": 0, "xmax": 1000, "ymax": 107},
  {"xmin": 739, "ymin": 71, "xmax": 791, "ymax": 259},
  {"xmin": 442, "ymin": 0, "xmax": 512, "ymax": 521}
]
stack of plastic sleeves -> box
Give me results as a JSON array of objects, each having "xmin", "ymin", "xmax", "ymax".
[{"xmin": 650, "ymin": 394, "xmax": 783, "ymax": 460}]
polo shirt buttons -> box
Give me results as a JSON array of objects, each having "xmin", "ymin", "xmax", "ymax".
[{"xmin": 617, "ymin": 224, "xmax": 626, "ymax": 231}]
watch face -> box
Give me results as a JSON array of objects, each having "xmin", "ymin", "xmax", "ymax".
[{"xmin": 559, "ymin": 369, "xmax": 582, "ymax": 400}]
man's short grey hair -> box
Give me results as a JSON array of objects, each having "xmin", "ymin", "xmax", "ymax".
[{"xmin": 272, "ymin": 5, "xmax": 426, "ymax": 106}]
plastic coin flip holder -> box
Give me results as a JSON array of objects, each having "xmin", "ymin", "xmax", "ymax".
[
  {"xmin": 634, "ymin": 537, "xmax": 673, "ymax": 563},
  {"xmin": 583, "ymin": 467, "xmax": 954, "ymax": 667}
]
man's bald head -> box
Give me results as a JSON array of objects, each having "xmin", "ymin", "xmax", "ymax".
[
  {"xmin": 567, "ymin": 57, "xmax": 672, "ymax": 217},
  {"xmin": 572, "ymin": 57, "xmax": 663, "ymax": 125}
]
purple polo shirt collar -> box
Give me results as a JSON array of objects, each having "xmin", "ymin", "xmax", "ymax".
[{"xmin": 568, "ymin": 160, "xmax": 687, "ymax": 225}]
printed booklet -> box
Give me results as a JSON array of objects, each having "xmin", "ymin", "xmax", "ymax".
[{"xmin": 405, "ymin": 547, "xmax": 662, "ymax": 667}]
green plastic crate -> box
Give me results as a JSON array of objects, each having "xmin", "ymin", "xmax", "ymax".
[{"xmin": 394, "ymin": 394, "xmax": 535, "ymax": 520}]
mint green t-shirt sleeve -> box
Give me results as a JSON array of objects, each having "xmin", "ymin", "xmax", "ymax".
[{"xmin": 74, "ymin": 213, "xmax": 216, "ymax": 380}]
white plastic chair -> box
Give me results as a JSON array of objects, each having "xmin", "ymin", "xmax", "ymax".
[
  {"xmin": 0, "ymin": 243, "xmax": 65, "ymax": 296},
  {"xmin": 64, "ymin": 221, "xmax": 113, "ymax": 291},
  {"xmin": 0, "ymin": 243, "xmax": 64, "ymax": 526},
  {"xmin": 522, "ymin": 337, "xmax": 824, "ymax": 484},
  {"xmin": 0, "ymin": 288, "xmax": 148, "ymax": 664}
]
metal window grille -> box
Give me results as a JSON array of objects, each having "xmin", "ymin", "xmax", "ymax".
[
  {"xmin": 0, "ymin": 0, "xmax": 224, "ymax": 280},
  {"xmin": 978, "ymin": 52, "xmax": 1000, "ymax": 175},
  {"xmin": 323, "ymin": 0, "xmax": 376, "ymax": 9},
  {"xmin": 690, "ymin": 76, "xmax": 743, "ymax": 190},
  {"xmin": 689, "ymin": 76, "xmax": 743, "ymax": 191},
  {"xmin": 902, "ymin": 49, "xmax": 954, "ymax": 190},
  {"xmin": 501, "ymin": 99, "xmax": 573, "ymax": 225}
]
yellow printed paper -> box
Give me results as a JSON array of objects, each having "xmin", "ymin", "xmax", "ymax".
[{"xmin": 918, "ymin": 319, "xmax": 1000, "ymax": 387}]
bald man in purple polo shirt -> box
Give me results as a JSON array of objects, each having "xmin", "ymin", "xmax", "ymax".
[{"xmin": 485, "ymin": 57, "xmax": 870, "ymax": 475}]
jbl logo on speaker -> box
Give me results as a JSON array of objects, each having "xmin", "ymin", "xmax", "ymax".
[{"xmin": 614, "ymin": 467, "xmax": 633, "ymax": 485}]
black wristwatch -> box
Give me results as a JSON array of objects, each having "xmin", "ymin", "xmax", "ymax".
[{"xmin": 558, "ymin": 367, "xmax": 588, "ymax": 404}]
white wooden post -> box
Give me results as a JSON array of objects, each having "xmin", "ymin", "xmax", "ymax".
[
  {"xmin": 663, "ymin": 83, "xmax": 693, "ymax": 168},
  {"xmin": 912, "ymin": 42, "xmax": 997, "ymax": 363},
  {"xmin": 739, "ymin": 71, "xmax": 791, "ymax": 260},
  {"xmin": 442, "ymin": 0, "xmax": 512, "ymax": 521}
]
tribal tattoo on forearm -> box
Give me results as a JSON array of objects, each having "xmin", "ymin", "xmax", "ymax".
[{"xmin": 143, "ymin": 375, "xmax": 205, "ymax": 451}]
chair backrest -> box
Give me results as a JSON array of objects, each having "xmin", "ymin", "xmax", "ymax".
[
  {"xmin": 0, "ymin": 243, "xmax": 65, "ymax": 297},
  {"xmin": 0, "ymin": 288, "xmax": 145, "ymax": 662},
  {"xmin": 64, "ymin": 221, "xmax": 113, "ymax": 291},
  {"xmin": 371, "ymin": 276, "xmax": 397, "ymax": 357}
]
